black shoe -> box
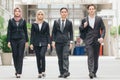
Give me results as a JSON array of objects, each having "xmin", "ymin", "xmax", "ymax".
[
  {"xmin": 42, "ymin": 74, "xmax": 46, "ymax": 77},
  {"xmin": 94, "ymin": 74, "xmax": 97, "ymax": 78},
  {"xmin": 63, "ymin": 72, "xmax": 70, "ymax": 78},
  {"xmin": 16, "ymin": 74, "xmax": 21, "ymax": 78},
  {"xmin": 58, "ymin": 74, "xmax": 64, "ymax": 78},
  {"xmin": 15, "ymin": 73, "xmax": 17, "ymax": 76},
  {"xmin": 38, "ymin": 75, "xmax": 42, "ymax": 78},
  {"xmin": 38, "ymin": 74, "xmax": 42, "ymax": 78},
  {"xmin": 89, "ymin": 72, "xmax": 94, "ymax": 79}
]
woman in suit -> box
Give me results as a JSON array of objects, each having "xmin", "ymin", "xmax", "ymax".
[
  {"xmin": 7, "ymin": 7, "xmax": 28, "ymax": 78},
  {"xmin": 30, "ymin": 10, "xmax": 50, "ymax": 78}
]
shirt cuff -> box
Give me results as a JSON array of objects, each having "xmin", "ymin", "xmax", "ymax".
[{"xmin": 70, "ymin": 41, "xmax": 73, "ymax": 44}]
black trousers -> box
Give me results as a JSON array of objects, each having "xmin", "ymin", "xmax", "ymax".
[
  {"xmin": 55, "ymin": 42, "xmax": 70, "ymax": 75},
  {"xmin": 34, "ymin": 46, "xmax": 47, "ymax": 74},
  {"xmin": 86, "ymin": 43, "xmax": 100, "ymax": 74},
  {"xmin": 11, "ymin": 39, "xmax": 25, "ymax": 74}
]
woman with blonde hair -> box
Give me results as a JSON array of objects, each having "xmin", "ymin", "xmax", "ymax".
[
  {"xmin": 30, "ymin": 10, "xmax": 50, "ymax": 78},
  {"xmin": 7, "ymin": 7, "xmax": 28, "ymax": 78}
]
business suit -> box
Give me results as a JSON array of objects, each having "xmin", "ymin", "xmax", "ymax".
[
  {"xmin": 7, "ymin": 18, "xmax": 28, "ymax": 74},
  {"xmin": 79, "ymin": 16, "xmax": 105, "ymax": 76},
  {"xmin": 52, "ymin": 18, "xmax": 73, "ymax": 77},
  {"xmin": 30, "ymin": 21, "xmax": 50, "ymax": 74}
]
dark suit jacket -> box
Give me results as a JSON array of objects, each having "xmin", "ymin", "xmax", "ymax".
[
  {"xmin": 7, "ymin": 18, "xmax": 28, "ymax": 42},
  {"xmin": 52, "ymin": 19, "xmax": 73, "ymax": 43},
  {"xmin": 79, "ymin": 16, "xmax": 106, "ymax": 45},
  {"xmin": 30, "ymin": 21, "xmax": 50, "ymax": 46}
]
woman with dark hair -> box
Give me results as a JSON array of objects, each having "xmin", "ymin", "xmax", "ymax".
[{"xmin": 7, "ymin": 7, "xmax": 28, "ymax": 78}]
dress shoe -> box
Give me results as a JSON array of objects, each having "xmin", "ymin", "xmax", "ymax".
[
  {"xmin": 58, "ymin": 74, "xmax": 64, "ymax": 78},
  {"xmin": 63, "ymin": 72, "xmax": 70, "ymax": 78},
  {"xmin": 16, "ymin": 74, "xmax": 21, "ymax": 78},
  {"xmin": 94, "ymin": 74, "xmax": 97, "ymax": 78},
  {"xmin": 42, "ymin": 72, "xmax": 46, "ymax": 77},
  {"xmin": 89, "ymin": 72, "xmax": 94, "ymax": 79},
  {"xmin": 38, "ymin": 74, "xmax": 42, "ymax": 78},
  {"xmin": 15, "ymin": 73, "xmax": 17, "ymax": 76}
]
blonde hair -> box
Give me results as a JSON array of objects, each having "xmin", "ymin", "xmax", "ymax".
[{"xmin": 36, "ymin": 10, "xmax": 45, "ymax": 21}]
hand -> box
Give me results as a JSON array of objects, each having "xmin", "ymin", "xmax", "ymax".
[
  {"xmin": 69, "ymin": 43, "xmax": 73, "ymax": 50},
  {"xmin": 25, "ymin": 42, "xmax": 29, "ymax": 48},
  {"xmin": 84, "ymin": 21, "xmax": 88, "ymax": 28},
  {"xmin": 30, "ymin": 44, "xmax": 34, "ymax": 50},
  {"xmin": 7, "ymin": 42, "xmax": 11, "ymax": 48},
  {"xmin": 52, "ymin": 41, "xmax": 55, "ymax": 49},
  {"xmin": 47, "ymin": 44, "xmax": 50, "ymax": 49},
  {"xmin": 98, "ymin": 38, "xmax": 104, "ymax": 44}
]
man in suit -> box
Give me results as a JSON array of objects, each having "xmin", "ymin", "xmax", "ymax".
[
  {"xmin": 79, "ymin": 4, "xmax": 106, "ymax": 79},
  {"xmin": 52, "ymin": 7, "xmax": 73, "ymax": 78}
]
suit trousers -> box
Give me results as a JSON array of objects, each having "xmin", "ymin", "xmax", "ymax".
[
  {"xmin": 11, "ymin": 39, "xmax": 25, "ymax": 74},
  {"xmin": 86, "ymin": 43, "xmax": 100, "ymax": 74},
  {"xmin": 34, "ymin": 46, "xmax": 47, "ymax": 74},
  {"xmin": 55, "ymin": 42, "xmax": 70, "ymax": 75}
]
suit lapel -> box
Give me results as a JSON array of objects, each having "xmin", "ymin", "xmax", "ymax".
[
  {"xmin": 94, "ymin": 16, "xmax": 98, "ymax": 29},
  {"xmin": 40, "ymin": 21, "xmax": 45, "ymax": 31},
  {"xmin": 64, "ymin": 19, "xmax": 68, "ymax": 31}
]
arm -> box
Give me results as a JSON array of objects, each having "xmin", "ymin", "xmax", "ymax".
[
  {"xmin": 7, "ymin": 19, "xmax": 11, "ymax": 48},
  {"xmin": 23, "ymin": 20, "xmax": 29, "ymax": 42},
  {"xmin": 69, "ymin": 21, "xmax": 73, "ymax": 43},
  {"xmin": 7, "ymin": 19, "xmax": 11, "ymax": 42},
  {"xmin": 79, "ymin": 19, "xmax": 88, "ymax": 40},
  {"xmin": 52, "ymin": 20, "xmax": 57, "ymax": 48},
  {"xmin": 46, "ymin": 23, "xmax": 51, "ymax": 49},
  {"xmin": 100, "ymin": 18, "xmax": 106, "ymax": 39}
]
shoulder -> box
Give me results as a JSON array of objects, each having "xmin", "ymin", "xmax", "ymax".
[
  {"xmin": 43, "ymin": 21, "xmax": 48, "ymax": 24},
  {"xmin": 66, "ymin": 19, "xmax": 72, "ymax": 23},
  {"xmin": 96, "ymin": 16, "xmax": 102, "ymax": 20}
]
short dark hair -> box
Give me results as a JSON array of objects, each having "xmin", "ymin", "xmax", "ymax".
[
  {"xmin": 87, "ymin": 4, "xmax": 96, "ymax": 9},
  {"xmin": 60, "ymin": 7, "xmax": 68, "ymax": 12}
]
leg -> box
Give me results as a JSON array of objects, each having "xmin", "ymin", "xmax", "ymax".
[
  {"xmin": 55, "ymin": 43, "xmax": 64, "ymax": 76},
  {"xmin": 86, "ymin": 45, "xmax": 94, "ymax": 79},
  {"xmin": 40, "ymin": 46, "xmax": 47, "ymax": 73},
  {"xmin": 11, "ymin": 40, "xmax": 18, "ymax": 74},
  {"xmin": 34, "ymin": 46, "xmax": 42, "ymax": 74},
  {"xmin": 17, "ymin": 39, "xmax": 25, "ymax": 74},
  {"xmin": 62, "ymin": 43, "xmax": 70, "ymax": 78},
  {"xmin": 93, "ymin": 44, "xmax": 100, "ymax": 75}
]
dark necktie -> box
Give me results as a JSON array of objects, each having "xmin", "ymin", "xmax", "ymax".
[{"xmin": 61, "ymin": 20, "xmax": 64, "ymax": 32}]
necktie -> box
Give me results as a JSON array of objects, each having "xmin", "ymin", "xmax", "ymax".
[{"xmin": 61, "ymin": 20, "xmax": 64, "ymax": 32}]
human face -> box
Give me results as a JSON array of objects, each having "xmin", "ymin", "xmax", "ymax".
[
  {"xmin": 88, "ymin": 6, "xmax": 96, "ymax": 16},
  {"xmin": 60, "ymin": 9, "xmax": 68, "ymax": 19},
  {"xmin": 37, "ymin": 12, "xmax": 44, "ymax": 21},
  {"xmin": 14, "ymin": 9, "xmax": 21, "ymax": 17}
]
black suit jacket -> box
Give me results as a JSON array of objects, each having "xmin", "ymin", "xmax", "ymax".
[
  {"xmin": 30, "ymin": 21, "xmax": 50, "ymax": 46},
  {"xmin": 79, "ymin": 16, "xmax": 106, "ymax": 45},
  {"xmin": 52, "ymin": 19, "xmax": 73, "ymax": 43},
  {"xmin": 7, "ymin": 18, "xmax": 28, "ymax": 42}
]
